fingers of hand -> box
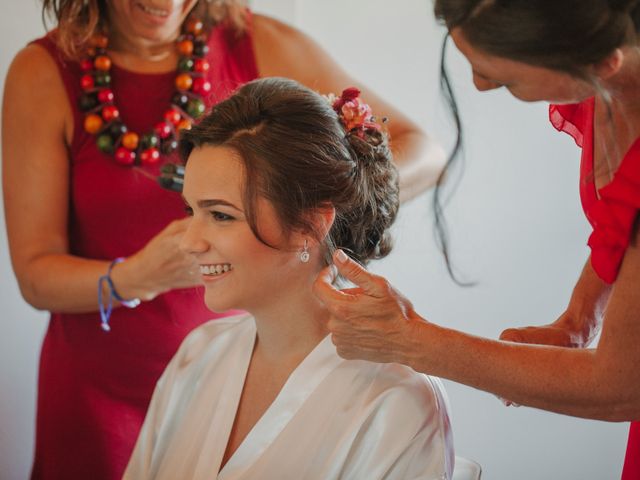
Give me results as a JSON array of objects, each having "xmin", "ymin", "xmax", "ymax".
[
  {"xmin": 502, "ymin": 398, "xmax": 520, "ymax": 408},
  {"xmin": 312, "ymin": 265, "xmax": 350, "ymax": 304},
  {"xmin": 499, "ymin": 328, "xmax": 525, "ymax": 343},
  {"xmin": 332, "ymin": 250, "xmax": 387, "ymax": 297},
  {"xmin": 333, "ymin": 336, "xmax": 396, "ymax": 363},
  {"xmin": 500, "ymin": 325, "xmax": 574, "ymax": 347},
  {"xmin": 170, "ymin": 217, "xmax": 192, "ymax": 232}
]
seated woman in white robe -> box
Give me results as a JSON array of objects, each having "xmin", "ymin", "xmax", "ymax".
[{"xmin": 124, "ymin": 77, "xmax": 454, "ymax": 480}]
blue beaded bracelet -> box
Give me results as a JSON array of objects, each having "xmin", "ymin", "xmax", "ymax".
[{"xmin": 98, "ymin": 257, "xmax": 141, "ymax": 332}]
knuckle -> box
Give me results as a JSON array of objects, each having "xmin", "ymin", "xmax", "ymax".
[
  {"xmin": 333, "ymin": 304, "xmax": 351, "ymax": 320},
  {"xmin": 373, "ymin": 276, "xmax": 392, "ymax": 293}
]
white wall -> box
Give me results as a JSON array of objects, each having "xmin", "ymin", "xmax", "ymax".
[
  {"xmin": 1, "ymin": 1, "xmax": 50, "ymax": 479},
  {"xmin": 0, "ymin": 0, "xmax": 628, "ymax": 479}
]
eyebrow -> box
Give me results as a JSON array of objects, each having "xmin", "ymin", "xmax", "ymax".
[{"xmin": 182, "ymin": 196, "xmax": 243, "ymax": 212}]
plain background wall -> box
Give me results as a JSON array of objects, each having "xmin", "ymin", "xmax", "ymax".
[{"xmin": 0, "ymin": 0, "xmax": 629, "ymax": 478}]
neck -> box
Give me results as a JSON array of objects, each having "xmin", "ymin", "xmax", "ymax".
[
  {"xmin": 250, "ymin": 275, "xmax": 330, "ymax": 365},
  {"xmin": 107, "ymin": 25, "xmax": 180, "ymax": 71}
]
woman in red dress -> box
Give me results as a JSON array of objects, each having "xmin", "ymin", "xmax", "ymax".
[
  {"xmin": 2, "ymin": 1, "xmax": 443, "ymax": 478},
  {"xmin": 314, "ymin": 1, "xmax": 640, "ymax": 478}
]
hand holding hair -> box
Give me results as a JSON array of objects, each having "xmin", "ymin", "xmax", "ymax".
[
  {"xmin": 313, "ymin": 249, "xmax": 421, "ymax": 364},
  {"xmin": 113, "ymin": 217, "xmax": 202, "ymax": 302}
]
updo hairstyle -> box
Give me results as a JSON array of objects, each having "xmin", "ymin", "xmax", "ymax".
[{"xmin": 179, "ymin": 77, "xmax": 399, "ymax": 266}]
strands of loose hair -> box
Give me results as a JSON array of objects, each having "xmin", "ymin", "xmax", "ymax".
[{"xmin": 435, "ymin": 33, "xmax": 475, "ymax": 287}]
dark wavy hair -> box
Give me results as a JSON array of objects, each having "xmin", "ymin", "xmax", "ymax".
[
  {"xmin": 432, "ymin": 0, "xmax": 640, "ymax": 283},
  {"xmin": 179, "ymin": 77, "xmax": 399, "ymax": 266},
  {"xmin": 41, "ymin": 0, "xmax": 248, "ymax": 60}
]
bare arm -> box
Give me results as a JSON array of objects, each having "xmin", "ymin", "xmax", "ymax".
[
  {"xmin": 2, "ymin": 45, "xmax": 199, "ymax": 313},
  {"xmin": 500, "ymin": 258, "xmax": 612, "ymax": 348},
  {"xmin": 314, "ymin": 234, "xmax": 640, "ymax": 421},
  {"xmin": 251, "ymin": 15, "xmax": 446, "ymax": 202}
]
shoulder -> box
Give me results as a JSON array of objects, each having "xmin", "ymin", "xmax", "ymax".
[
  {"xmin": 251, "ymin": 14, "xmax": 306, "ymax": 46},
  {"xmin": 5, "ymin": 41, "xmax": 63, "ymax": 92},
  {"xmin": 3, "ymin": 39, "xmax": 72, "ymax": 145},
  {"xmin": 375, "ymin": 363, "xmax": 449, "ymax": 413},
  {"xmin": 250, "ymin": 14, "xmax": 333, "ymax": 80},
  {"xmin": 4, "ymin": 39, "xmax": 69, "ymax": 116},
  {"xmin": 341, "ymin": 361, "xmax": 453, "ymax": 474},
  {"xmin": 348, "ymin": 360, "xmax": 450, "ymax": 422}
]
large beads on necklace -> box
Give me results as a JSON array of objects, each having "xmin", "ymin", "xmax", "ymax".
[
  {"xmin": 97, "ymin": 89, "xmax": 114, "ymax": 103},
  {"xmin": 79, "ymin": 92, "xmax": 98, "ymax": 111},
  {"xmin": 140, "ymin": 133, "xmax": 160, "ymax": 150},
  {"xmin": 94, "ymin": 55, "xmax": 111, "ymax": 71},
  {"xmin": 121, "ymin": 132, "xmax": 139, "ymax": 151},
  {"xmin": 115, "ymin": 146, "xmax": 136, "ymax": 166},
  {"xmin": 177, "ymin": 39, "xmax": 194, "ymax": 57},
  {"xmin": 80, "ymin": 19, "xmax": 208, "ymax": 167},
  {"xmin": 178, "ymin": 57, "xmax": 194, "ymax": 72},
  {"xmin": 191, "ymin": 77, "xmax": 211, "ymax": 95},
  {"xmin": 97, "ymin": 133, "xmax": 114, "ymax": 153},
  {"xmin": 94, "ymin": 72, "xmax": 111, "ymax": 87},
  {"xmin": 140, "ymin": 147, "xmax": 160, "ymax": 165},
  {"xmin": 101, "ymin": 105, "xmax": 120, "ymax": 122},
  {"xmin": 186, "ymin": 98, "xmax": 205, "ymax": 118},
  {"xmin": 175, "ymin": 73, "xmax": 193, "ymax": 91}
]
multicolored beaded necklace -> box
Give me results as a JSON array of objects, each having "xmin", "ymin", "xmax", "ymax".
[{"xmin": 78, "ymin": 17, "xmax": 211, "ymax": 166}]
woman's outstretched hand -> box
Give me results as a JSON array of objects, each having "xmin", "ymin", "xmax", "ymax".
[
  {"xmin": 499, "ymin": 316, "xmax": 594, "ymax": 348},
  {"xmin": 313, "ymin": 249, "xmax": 421, "ymax": 364}
]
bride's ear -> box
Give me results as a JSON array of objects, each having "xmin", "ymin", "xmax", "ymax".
[
  {"xmin": 308, "ymin": 204, "xmax": 336, "ymax": 244},
  {"xmin": 298, "ymin": 204, "xmax": 335, "ymax": 248}
]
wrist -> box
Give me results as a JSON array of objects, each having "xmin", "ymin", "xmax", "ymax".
[
  {"xmin": 554, "ymin": 311, "xmax": 597, "ymax": 347},
  {"xmin": 401, "ymin": 311, "xmax": 434, "ymax": 373},
  {"xmin": 110, "ymin": 256, "xmax": 156, "ymax": 302}
]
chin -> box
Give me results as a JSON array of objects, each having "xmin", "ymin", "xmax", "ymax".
[{"xmin": 203, "ymin": 294, "xmax": 238, "ymax": 314}]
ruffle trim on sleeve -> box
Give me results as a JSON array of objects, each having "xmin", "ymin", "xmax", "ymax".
[
  {"xmin": 587, "ymin": 139, "xmax": 640, "ymax": 283},
  {"xmin": 549, "ymin": 101, "xmax": 590, "ymax": 148}
]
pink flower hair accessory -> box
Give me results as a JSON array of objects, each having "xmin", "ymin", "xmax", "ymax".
[{"xmin": 328, "ymin": 87, "xmax": 385, "ymax": 138}]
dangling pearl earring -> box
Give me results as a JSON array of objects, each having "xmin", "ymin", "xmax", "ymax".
[{"xmin": 299, "ymin": 239, "xmax": 310, "ymax": 263}]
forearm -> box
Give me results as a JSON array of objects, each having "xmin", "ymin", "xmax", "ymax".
[
  {"xmin": 17, "ymin": 253, "xmax": 145, "ymax": 313},
  {"xmin": 406, "ymin": 318, "xmax": 637, "ymax": 421},
  {"xmin": 391, "ymin": 131, "xmax": 446, "ymax": 203}
]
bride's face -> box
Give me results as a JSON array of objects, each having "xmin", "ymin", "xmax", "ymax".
[{"xmin": 180, "ymin": 145, "xmax": 311, "ymax": 313}]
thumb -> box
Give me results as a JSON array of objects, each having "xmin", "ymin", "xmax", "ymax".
[
  {"xmin": 499, "ymin": 328, "xmax": 525, "ymax": 343},
  {"xmin": 333, "ymin": 249, "xmax": 384, "ymax": 297}
]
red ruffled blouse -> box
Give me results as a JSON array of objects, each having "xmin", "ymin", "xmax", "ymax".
[
  {"xmin": 550, "ymin": 99, "xmax": 640, "ymax": 283},
  {"xmin": 549, "ymin": 99, "xmax": 640, "ymax": 479}
]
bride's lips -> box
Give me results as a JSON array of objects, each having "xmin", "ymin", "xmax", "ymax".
[{"xmin": 200, "ymin": 263, "xmax": 233, "ymax": 283}]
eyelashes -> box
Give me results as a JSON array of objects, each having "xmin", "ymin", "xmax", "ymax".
[
  {"xmin": 183, "ymin": 205, "xmax": 234, "ymax": 222},
  {"xmin": 210, "ymin": 211, "xmax": 234, "ymax": 221}
]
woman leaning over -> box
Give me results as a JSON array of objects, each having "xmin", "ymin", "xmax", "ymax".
[
  {"xmin": 315, "ymin": 0, "xmax": 640, "ymax": 477},
  {"xmin": 1, "ymin": 0, "xmax": 443, "ymax": 478}
]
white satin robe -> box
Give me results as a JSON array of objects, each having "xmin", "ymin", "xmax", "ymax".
[{"xmin": 124, "ymin": 314, "xmax": 454, "ymax": 480}]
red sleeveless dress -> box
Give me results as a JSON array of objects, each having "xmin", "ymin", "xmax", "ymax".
[
  {"xmin": 550, "ymin": 99, "xmax": 640, "ymax": 479},
  {"xmin": 30, "ymin": 21, "xmax": 258, "ymax": 480}
]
